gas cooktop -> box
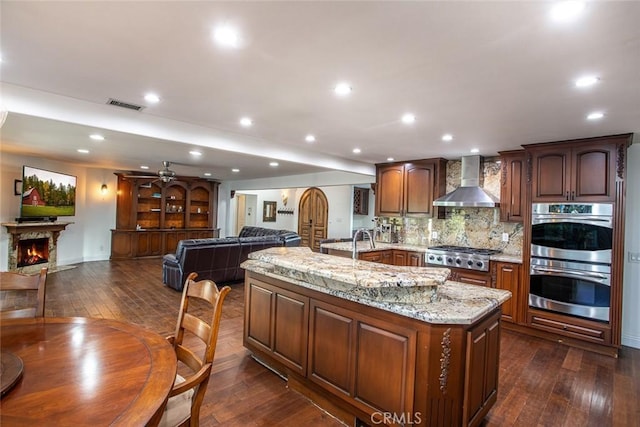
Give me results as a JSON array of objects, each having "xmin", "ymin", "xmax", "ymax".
[
  {"xmin": 427, "ymin": 245, "xmax": 502, "ymax": 256},
  {"xmin": 425, "ymin": 245, "xmax": 502, "ymax": 272}
]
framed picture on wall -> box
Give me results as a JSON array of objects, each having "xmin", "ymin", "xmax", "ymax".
[{"xmin": 263, "ymin": 201, "xmax": 277, "ymax": 222}]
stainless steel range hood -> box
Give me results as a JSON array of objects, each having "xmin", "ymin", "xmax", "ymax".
[{"xmin": 433, "ymin": 155, "xmax": 500, "ymax": 208}]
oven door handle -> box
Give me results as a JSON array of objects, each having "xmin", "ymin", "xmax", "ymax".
[
  {"xmin": 531, "ymin": 217, "xmax": 613, "ymax": 227},
  {"xmin": 530, "ymin": 265, "xmax": 610, "ymax": 285}
]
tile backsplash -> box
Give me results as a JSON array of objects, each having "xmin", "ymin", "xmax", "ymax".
[{"xmin": 378, "ymin": 157, "xmax": 524, "ymax": 256}]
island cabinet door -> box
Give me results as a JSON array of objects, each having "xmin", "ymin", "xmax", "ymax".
[
  {"xmin": 463, "ymin": 311, "xmax": 501, "ymax": 427},
  {"xmin": 244, "ymin": 277, "xmax": 309, "ymax": 376},
  {"xmin": 245, "ymin": 280, "xmax": 275, "ymax": 353},
  {"xmin": 272, "ymin": 291, "xmax": 309, "ymax": 376},
  {"xmin": 353, "ymin": 320, "xmax": 417, "ymax": 419},
  {"xmin": 308, "ymin": 301, "xmax": 355, "ymax": 396},
  {"xmin": 308, "ymin": 300, "xmax": 417, "ymax": 419}
]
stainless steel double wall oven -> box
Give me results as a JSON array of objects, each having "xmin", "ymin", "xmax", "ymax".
[{"xmin": 529, "ymin": 203, "xmax": 613, "ymax": 322}]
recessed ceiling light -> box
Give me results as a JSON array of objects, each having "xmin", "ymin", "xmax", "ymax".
[
  {"xmin": 401, "ymin": 113, "xmax": 416, "ymax": 124},
  {"xmin": 189, "ymin": 150, "xmax": 202, "ymax": 156},
  {"xmin": 231, "ymin": 168, "xmax": 240, "ymax": 173},
  {"xmin": 442, "ymin": 134, "xmax": 453, "ymax": 142},
  {"xmin": 352, "ymin": 148, "xmax": 361, "ymax": 154},
  {"xmin": 470, "ymin": 148, "xmax": 480, "ymax": 154},
  {"xmin": 587, "ymin": 111, "xmax": 604, "ymax": 120},
  {"xmin": 305, "ymin": 134, "xmax": 316, "ymax": 143},
  {"xmin": 144, "ymin": 93, "xmax": 160, "ymax": 103},
  {"xmin": 334, "ymin": 83, "xmax": 352, "ymax": 96},
  {"xmin": 89, "ymin": 134, "xmax": 104, "ymax": 141},
  {"xmin": 575, "ymin": 76, "xmax": 599, "ymax": 88},
  {"xmin": 213, "ymin": 25, "xmax": 240, "ymax": 48},
  {"xmin": 550, "ymin": 1, "xmax": 586, "ymax": 22},
  {"xmin": 387, "ymin": 157, "xmax": 395, "ymax": 162},
  {"xmin": 269, "ymin": 162, "xmax": 279, "ymax": 167},
  {"xmin": 140, "ymin": 165, "xmax": 149, "ymax": 170},
  {"xmin": 204, "ymin": 172, "xmax": 212, "ymax": 177},
  {"xmin": 240, "ymin": 117, "xmax": 253, "ymax": 127},
  {"xmin": 77, "ymin": 149, "xmax": 89, "ymax": 154}
]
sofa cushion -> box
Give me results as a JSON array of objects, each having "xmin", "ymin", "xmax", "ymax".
[{"xmin": 238, "ymin": 226, "xmax": 289, "ymax": 238}]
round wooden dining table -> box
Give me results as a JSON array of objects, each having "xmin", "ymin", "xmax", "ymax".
[{"xmin": 0, "ymin": 317, "xmax": 177, "ymax": 426}]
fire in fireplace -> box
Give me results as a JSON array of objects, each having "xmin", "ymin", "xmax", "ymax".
[{"xmin": 17, "ymin": 238, "xmax": 49, "ymax": 267}]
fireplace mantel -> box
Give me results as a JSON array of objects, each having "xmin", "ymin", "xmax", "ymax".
[
  {"xmin": 2, "ymin": 222, "xmax": 73, "ymax": 273},
  {"xmin": 2, "ymin": 222, "xmax": 73, "ymax": 249}
]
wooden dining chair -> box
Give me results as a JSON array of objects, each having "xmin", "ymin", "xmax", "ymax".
[
  {"xmin": 0, "ymin": 267, "xmax": 48, "ymax": 319},
  {"xmin": 159, "ymin": 272, "xmax": 231, "ymax": 427}
]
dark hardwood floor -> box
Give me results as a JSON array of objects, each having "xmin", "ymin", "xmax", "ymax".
[{"xmin": 15, "ymin": 259, "xmax": 640, "ymax": 426}]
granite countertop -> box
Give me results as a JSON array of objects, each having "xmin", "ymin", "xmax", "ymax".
[
  {"xmin": 242, "ymin": 247, "xmax": 512, "ymax": 325},
  {"xmin": 320, "ymin": 241, "xmax": 523, "ymax": 264}
]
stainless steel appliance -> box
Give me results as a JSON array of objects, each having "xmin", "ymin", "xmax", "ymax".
[
  {"xmin": 426, "ymin": 245, "xmax": 502, "ymax": 272},
  {"xmin": 531, "ymin": 202, "xmax": 613, "ymax": 263},
  {"xmin": 529, "ymin": 257, "xmax": 611, "ymax": 322},
  {"xmin": 529, "ymin": 202, "xmax": 613, "ymax": 322}
]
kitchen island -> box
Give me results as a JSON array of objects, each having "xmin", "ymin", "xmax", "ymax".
[{"xmin": 242, "ymin": 247, "xmax": 511, "ymax": 427}]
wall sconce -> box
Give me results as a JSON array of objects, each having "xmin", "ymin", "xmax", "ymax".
[{"xmin": 101, "ymin": 184, "xmax": 108, "ymax": 195}]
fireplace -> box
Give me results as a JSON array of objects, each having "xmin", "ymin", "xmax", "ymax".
[
  {"xmin": 2, "ymin": 221, "xmax": 72, "ymax": 273},
  {"xmin": 17, "ymin": 238, "xmax": 50, "ymax": 268}
]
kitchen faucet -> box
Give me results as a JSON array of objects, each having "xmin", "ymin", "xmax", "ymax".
[{"xmin": 352, "ymin": 228, "xmax": 375, "ymax": 260}]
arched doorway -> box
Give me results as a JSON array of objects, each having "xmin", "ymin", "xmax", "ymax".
[{"xmin": 298, "ymin": 187, "xmax": 328, "ymax": 252}]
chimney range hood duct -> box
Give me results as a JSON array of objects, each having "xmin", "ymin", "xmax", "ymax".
[{"xmin": 433, "ymin": 155, "xmax": 500, "ymax": 208}]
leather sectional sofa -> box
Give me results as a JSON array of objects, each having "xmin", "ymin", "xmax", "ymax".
[{"xmin": 162, "ymin": 226, "xmax": 301, "ymax": 291}]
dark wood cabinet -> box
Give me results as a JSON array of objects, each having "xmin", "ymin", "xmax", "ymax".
[
  {"xmin": 308, "ymin": 302, "xmax": 353, "ymax": 395},
  {"xmin": 516, "ymin": 134, "xmax": 633, "ymax": 356},
  {"xmin": 450, "ymin": 270, "xmax": 491, "ymax": 287},
  {"xmin": 353, "ymin": 318, "xmax": 416, "ymax": 417},
  {"xmin": 110, "ymin": 174, "xmax": 219, "ymax": 259},
  {"xmin": 527, "ymin": 309, "xmax": 611, "ymax": 345},
  {"xmin": 464, "ymin": 312, "xmax": 500, "ymax": 427},
  {"xmin": 392, "ymin": 250, "xmax": 425, "ymax": 267},
  {"xmin": 498, "ymin": 150, "xmax": 526, "ymax": 223},
  {"xmin": 525, "ymin": 135, "xmax": 627, "ymax": 203},
  {"xmin": 308, "ymin": 299, "xmax": 417, "ymax": 417},
  {"xmin": 407, "ymin": 251, "xmax": 425, "ymax": 267},
  {"xmin": 392, "ymin": 249, "xmax": 407, "ymax": 266},
  {"xmin": 375, "ymin": 158, "xmax": 446, "ymax": 217},
  {"xmin": 358, "ymin": 250, "xmax": 388, "ymax": 263},
  {"xmin": 244, "ymin": 271, "xmax": 503, "ymax": 427},
  {"xmin": 245, "ymin": 277, "xmax": 309, "ymax": 376},
  {"xmin": 357, "ymin": 249, "xmax": 424, "ymax": 266},
  {"xmin": 493, "ymin": 262, "xmax": 520, "ymax": 323}
]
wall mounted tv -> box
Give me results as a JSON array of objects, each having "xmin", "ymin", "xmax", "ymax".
[{"xmin": 20, "ymin": 166, "xmax": 77, "ymax": 219}]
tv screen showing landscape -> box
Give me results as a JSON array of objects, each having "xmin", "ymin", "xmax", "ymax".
[{"xmin": 21, "ymin": 166, "xmax": 77, "ymax": 217}]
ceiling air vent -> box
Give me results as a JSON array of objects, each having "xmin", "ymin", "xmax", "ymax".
[{"xmin": 106, "ymin": 98, "xmax": 145, "ymax": 111}]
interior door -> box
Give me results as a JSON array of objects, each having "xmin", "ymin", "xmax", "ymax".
[
  {"xmin": 298, "ymin": 188, "xmax": 328, "ymax": 252},
  {"xmin": 236, "ymin": 194, "xmax": 246, "ymax": 234}
]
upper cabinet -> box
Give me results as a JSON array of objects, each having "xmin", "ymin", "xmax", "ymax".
[
  {"xmin": 498, "ymin": 150, "xmax": 526, "ymax": 223},
  {"xmin": 525, "ymin": 134, "xmax": 632, "ymax": 203},
  {"xmin": 375, "ymin": 158, "xmax": 446, "ymax": 217}
]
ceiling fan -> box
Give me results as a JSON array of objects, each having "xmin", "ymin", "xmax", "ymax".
[
  {"xmin": 121, "ymin": 161, "xmax": 177, "ymax": 182},
  {"xmin": 156, "ymin": 161, "xmax": 177, "ymax": 183}
]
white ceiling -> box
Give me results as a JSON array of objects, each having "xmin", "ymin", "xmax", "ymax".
[{"xmin": 1, "ymin": 1, "xmax": 639, "ymax": 182}]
